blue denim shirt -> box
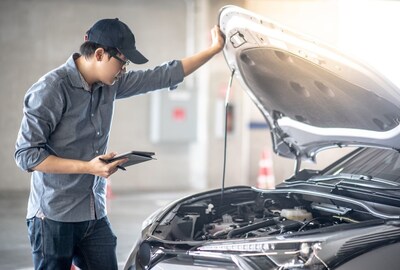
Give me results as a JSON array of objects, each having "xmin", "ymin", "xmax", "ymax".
[{"xmin": 15, "ymin": 53, "xmax": 184, "ymax": 222}]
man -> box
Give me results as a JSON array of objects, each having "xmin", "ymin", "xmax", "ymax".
[{"xmin": 15, "ymin": 18, "xmax": 225, "ymax": 270}]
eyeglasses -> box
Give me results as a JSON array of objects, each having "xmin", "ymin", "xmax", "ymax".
[{"xmin": 109, "ymin": 52, "xmax": 130, "ymax": 68}]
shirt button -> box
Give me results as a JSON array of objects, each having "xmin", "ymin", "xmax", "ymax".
[
  {"xmin": 95, "ymin": 150, "xmax": 99, "ymax": 154},
  {"xmin": 91, "ymin": 114, "xmax": 94, "ymax": 117},
  {"xmin": 97, "ymin": 132, "xmax": 100, "ymax": 135}
]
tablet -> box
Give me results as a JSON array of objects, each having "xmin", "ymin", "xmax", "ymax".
[{"xmin": 104, "ymin": 151, "xmax": 156, "ymax": 168}]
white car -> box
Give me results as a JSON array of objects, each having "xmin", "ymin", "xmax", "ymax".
[{"xmin": 124, "ymin": 5, "xmax": 400, "ymax": 270}]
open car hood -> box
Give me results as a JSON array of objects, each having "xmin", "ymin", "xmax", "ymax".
[{"xmin": 219, "ymin": 5, "xmax": 400, "ymax": 161}]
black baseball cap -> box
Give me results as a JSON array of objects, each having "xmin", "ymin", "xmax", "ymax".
[{"xmin": 86, "ymin": 18, "xmax": 148, "ymax": 64}]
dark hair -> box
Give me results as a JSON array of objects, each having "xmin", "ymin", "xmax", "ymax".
[{"xmin": 79, "ymin": 41, "xmax": 119, "ymax": 59}]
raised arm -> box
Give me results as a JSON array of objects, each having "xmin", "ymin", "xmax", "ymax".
[{"xmin": 181, "ymin": 25, "xmax": 225, "ymax": 77}]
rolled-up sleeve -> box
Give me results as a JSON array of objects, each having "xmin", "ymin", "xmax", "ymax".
[
  {"xmin": 15, "ymin": 80, "xmax": 64, "ymax": 172},
  {"xmin": 115, "ymin": 60, "xmax": 185, "ymax": 99}
]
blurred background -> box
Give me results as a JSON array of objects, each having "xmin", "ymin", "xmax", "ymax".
[{"xmin": 2, "ymin": 0, "xmax": 400, "ymax": 268}]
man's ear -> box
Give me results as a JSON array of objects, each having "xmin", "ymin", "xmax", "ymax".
[{"xmin": 94, "ymin": 48, "xmax": 105, "ymax": 62}]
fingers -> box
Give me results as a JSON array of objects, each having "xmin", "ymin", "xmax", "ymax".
[
  {"xmin": 109, "ymin": 158, "xmax": 128, "ymax": 168},
  {"xmin": 211, "ymin": 25, "xmax": 220, "ymax": 40},
  {"xmin": 100, "ymin": 163, "xmax": 120, "ymax": 178},
  {"xmin": 100, "ymin": 152, "xmax": 117, "ymax": 160},
  {"xmin": 102, "ymin": 167, "xmax": 118, "ymax": 178},
  {"xmin": 210, "ymin": 25, "xmax": 225, "ymax": 51},
  {"xmin": 92, "ymin": 152, "xmax": 127, "ymax": 178}
]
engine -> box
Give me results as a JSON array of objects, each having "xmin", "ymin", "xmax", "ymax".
[{"xmin": 152, "ymin": 189, "xmax": 369, "ymax": 242}]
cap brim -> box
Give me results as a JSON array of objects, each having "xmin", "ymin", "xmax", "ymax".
[{"xmin": 122, "ymin": 48, "xmax": 148, "ymax": 64}]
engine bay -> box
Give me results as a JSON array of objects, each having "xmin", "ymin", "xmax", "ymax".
[{"xmin": 152, "ymin": 188, "xmax": 379, "ymax": 242}]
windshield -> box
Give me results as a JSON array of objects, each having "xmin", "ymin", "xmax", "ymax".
[{"xmin": 322, "ymin": 148, "xmax": 400, "ymax": 183}]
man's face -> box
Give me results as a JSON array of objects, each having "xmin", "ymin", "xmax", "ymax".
[{"xmin": 98, "ymin": 51, "xmax": 129, "ymax": 85}]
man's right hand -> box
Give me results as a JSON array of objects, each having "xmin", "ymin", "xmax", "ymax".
[{"xmin": 89, "ymin": 152, "xmax": 128, "ymax": 178}]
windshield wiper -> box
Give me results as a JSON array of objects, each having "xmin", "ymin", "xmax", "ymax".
[{"xmin": 309, "ymin": 173, "xmax": 400, "ymax": 191}]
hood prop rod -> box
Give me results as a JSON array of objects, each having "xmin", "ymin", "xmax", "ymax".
[
  {"xmin": 221, "ymin": 68, "xmax": 236, "ymax": 206},
  {"xmin": 294, "ymin": 155, "xmax": 302, "ymax": 176}
]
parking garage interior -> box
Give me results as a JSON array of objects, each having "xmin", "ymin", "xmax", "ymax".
[{"xmin": 2, "ymin": 0, "xmax": 400, "ymax": 269}]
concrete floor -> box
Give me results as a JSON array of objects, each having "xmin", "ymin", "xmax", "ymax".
[{"xmin": 0, "ymin": 190, "xmax": 191, "ymax": 270}]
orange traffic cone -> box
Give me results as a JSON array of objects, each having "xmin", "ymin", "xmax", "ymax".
[
  {"xmin": 106, "ymin": 178, "xmax": 114, "ymax": 199},
  {"xmin": 256, "ymin": 149, "xmax": 275, "ymax": 189}
]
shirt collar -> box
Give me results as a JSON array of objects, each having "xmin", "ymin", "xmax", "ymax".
[
  {"xmin": 67, "ymin": 53, "xmax": 103, "ymax": 91},
  {"xmin": 78, "ymin": 71, "xmax": 91, "ymax": 92}
]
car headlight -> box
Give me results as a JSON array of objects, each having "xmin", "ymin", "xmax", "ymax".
[{"xmin": 195, "ymin": 240, "xmax": 328, "ymax": 269}]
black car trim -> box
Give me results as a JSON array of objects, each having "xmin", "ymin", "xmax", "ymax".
[{"xmin": 264, "ymin": 188, "xmax": 400, "ymax": 219}]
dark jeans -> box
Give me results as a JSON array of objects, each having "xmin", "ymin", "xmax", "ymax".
[{"xmin": 27, "ymin": 216, "xmax": 118, "ymax": 270}]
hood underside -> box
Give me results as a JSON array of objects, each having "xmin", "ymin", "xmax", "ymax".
[{"xmin": 219, "ymin": 6, "xmax": 400, "ymax": 160}]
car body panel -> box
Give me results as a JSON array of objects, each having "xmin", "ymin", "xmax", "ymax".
[{"xmin": 219, "ymin": 5, "xmax": 400, "ymax": 160}]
